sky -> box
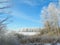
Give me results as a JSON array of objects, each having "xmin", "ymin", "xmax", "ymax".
[{"xmin": 0, "ymin": 0, "xmax": 59, "ymax": 30}]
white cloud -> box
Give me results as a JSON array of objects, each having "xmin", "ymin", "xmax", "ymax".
[
  {"xmin": 11, "ymin": 10, "xmax": 40, "ymax": 23},
  {"xmin": 19, "ymin": 0, "xmax": 44, "ymax": 6},
  {"xmin": 0, "ymin": 0, "xmax": 8, "ymax": 2}
]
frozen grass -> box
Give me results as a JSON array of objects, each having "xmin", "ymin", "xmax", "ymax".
[{"xmin": 0, "ymin": 31, "xmax": 20, "ymax": 45}]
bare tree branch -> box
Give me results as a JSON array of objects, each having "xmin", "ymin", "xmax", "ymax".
[
  {"xmin": 0, "ymin": 5, "xmax": 11, "ymax": 9},
  {"xmin": 0, "ymin": 16, "xmax": 11, "ymax": 24}
]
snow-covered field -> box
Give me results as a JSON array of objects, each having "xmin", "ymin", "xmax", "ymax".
[{"xmin": 17, "ymin": 32, "xmax": 40, "ymax": 36}]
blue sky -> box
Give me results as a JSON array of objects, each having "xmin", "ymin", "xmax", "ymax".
[{"xmin": 0, "ymin": 0, "xmax": 58, "ymax": 30}]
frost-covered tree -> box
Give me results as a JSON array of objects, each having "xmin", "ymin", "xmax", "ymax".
[
  {"xmin": 0, "ymin": 0, "xmax": 20, "ymax": 45},
  {"xmin": 0, "ymin": 0, "xmax": 11, "ymax": 35},
  {"xmin": 41, "ymin": 1, "xmax": 60, "ymax": 35}
]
